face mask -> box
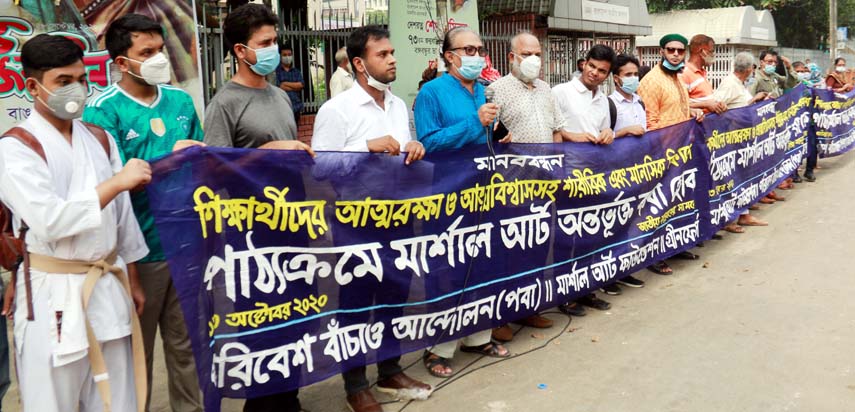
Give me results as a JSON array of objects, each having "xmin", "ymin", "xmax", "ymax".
[
  {"xmin": 836, "ymin": 66, "xmax": 847, "ymax": 73},
  {"xmin": 744, "ymin": 75, "xmax": 756, "ymax": 88},
  {"xmin": 241, "ymin": 44, "xmax": 280, "ymax": 76},
  {"xmin": 702, "ymin": 51, "xmax": 715, "ymax": 66},
  {"xmin": 123, "ymin": 52, "xmax": 171, "ymax": 85},
  {"xmin": 798, "ymin": 72, "xmax": 811, "ymax": 81},
  {"xmin": 764, "ymin": 64, "xmax": 777, "ymax": 75},
  {"xmin": 33, "ymin": 80, "xmax": 86, "ymax": 120},
  {"xmin": 282, "ymin": 55, "xmax": 294, "ymax": 66},
  {"xmin": 453, "ymin": 53, "xmax": 485, "ymax": 80},
  {"xmin": 619, "ymin": 75, "xmax": 639, "ymax": 94},
  {"xmin": 359, "ymin": 61, "xmax": 391, "ymax": 92},
  {"xmin": 512, "ymin": 53, "xmax": 541, "ymax": 82},
  {"xmin": 661, "ymin": 58, "xmax": 684, "ymax": 72}
]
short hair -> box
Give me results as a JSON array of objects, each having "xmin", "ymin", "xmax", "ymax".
[
  {"xmin": 792, "ymin": 61, "xmax": 805, "ymax": 69},
  {"xmin": 21, "ymin": 34, "xmax": 84, "ymax": 80},
  {"xmin": 612, "ymin": 54, "xmax": 640, "ymax": 75},
  {"xmin": 835, "ymin": 57, "xmax": 846, "ymax": 65},
  {"xmin": 441, "ymin": 27, "xmax": 477, "ymax": 65},
  {"xmin": 759, "ymin": 50, "xmax": 778, "ymax": 62},
  {"xmin": 223, "ymin": 3, "xmax": 277, "ymax": 57},
  {"xmin": 576, "ymin": 58, "xmax": 585, "ymax": 65},
  {"xmin": 733, "ymin": 52, "xmax": 755, "ymax": 74},
  {"xmin": 585, "ymin": 44, "xmax": 615, "ymax": 68},
  {"xmin": 280, "ymin": 44, "xmax": 292, "ymax": 53},
  {"xmin": 105, "ymin": 13, "xmax": 163, "ymax": 60},
  {"xmin": 346, "ymin": 25, "xmax": 390, "ymax": 69},
  {"xmin": 334, "ymin": 47, "xmax": 348, "ymax": 64},
  {"xmin": 689, "ymin": 34, "xmax": 714, "ymax": 54}
]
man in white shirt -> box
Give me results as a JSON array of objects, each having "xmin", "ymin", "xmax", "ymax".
[
  {"xmin": 606, "ymin": 53, "xmax": 651, "ymax": 290},
  {"xmin": 312, "ymin": 26, "xmax": 430, "ymax": 412},
  {"xmin": 0, "ymin": 34, "xmax": 151, "ymax": 412},
  {"xmin": 328, "ymin": 47, "xmax": 354, "ymax": 97},
  {"xmin": 712, "ymin": 51, "xmax": 770, "ymax": 229},
  {"xmin": 553, "ymin": 45, "xmax": 618, "ymax": 145},
  {"xmin": 550, "ymin": 44, "xmax": 618, "ymax": 315}
]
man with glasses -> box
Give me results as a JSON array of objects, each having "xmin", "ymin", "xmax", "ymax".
[
  {"xmin": 637, "ymin": 34, "xmax": 704, "ymax": 275},
  {"xmin": 638, "ymin": 33, "xmax": 703, "ymax": 131},
  {"xmin": 751, "ymin": 50, "xmax": 799, "ymax": 99},
  {"xmin": 682, "ymin": 34, "xmax": 726, "ymax": 115},
  {"xmin": 414, "ymin": 27, "xmax": 511, "ymax": 379}
]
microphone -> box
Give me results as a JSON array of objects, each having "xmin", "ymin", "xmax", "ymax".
[{"xmin": 483, "ymin": 88, "xmax": 496, "ymax": 156}]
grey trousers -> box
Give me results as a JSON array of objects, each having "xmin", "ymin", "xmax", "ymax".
[{"xmin": 138, "ymin": 261, "xmax": 202, "ymax": 412}]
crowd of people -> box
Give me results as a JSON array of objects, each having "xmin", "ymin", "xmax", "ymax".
[{"xmin": 0, "ymin": 2, "xmax": 842, "ymax": 412}]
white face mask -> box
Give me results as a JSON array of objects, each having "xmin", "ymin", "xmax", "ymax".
[
  {"xmin": 836, "ymin": 66, "xmax": 847, "ymax": 73},
  {"xmin": 512, "ymin": 53, "xmax": 541, "ymax": 82},
  {"xmin": 122, "ymin": 52, "xmax": 172, "ymax": 85},
  {"xmin": 358, "ymin": 59, "xmax": 391, "ymax": 92}
]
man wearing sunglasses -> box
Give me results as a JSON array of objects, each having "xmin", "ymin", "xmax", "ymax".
[{"xmin": 638, "ymin": 33, "xmax": 704, "ymax": 131}]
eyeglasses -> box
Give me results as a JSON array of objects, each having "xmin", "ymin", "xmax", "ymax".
[
  {"xmin": 665, "ymin": 47, "xmax": 686, "ymax": 55},
  {"xmin": 450, "ymin": 46, "xmax": 488, "ymax": 57}
]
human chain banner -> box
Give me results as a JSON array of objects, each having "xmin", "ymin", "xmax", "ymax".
[
  {"xmin": 811, "ymin": 88, "xmax": 855, "ymax": 157},
  {"xmin": 146, "ymin": 85, "xmax": 843, "ymax": 411},
  {"xmin": 702, "ymin": 85, "xmax": 812, "ymax": 226}
]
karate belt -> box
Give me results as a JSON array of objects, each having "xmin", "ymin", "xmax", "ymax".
[{"xmin": 29, "ymin": 250, "xmax": 146, "ymax": 412}]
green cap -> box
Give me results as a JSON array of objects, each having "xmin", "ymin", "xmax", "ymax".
[{"xmin": 660, "ymin": 34, "xmax": 688, "ymax": 48}]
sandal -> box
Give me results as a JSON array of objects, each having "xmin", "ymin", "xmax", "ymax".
[
  {"xmin": 647, "ymin": 261, "xmax": 673, "ymax": 275},
  {"xmin": 460, "ymin": 341, "xmax": 510, "ymax": 358},
  {"xmin": 723, "ymin": 224, "xmax": 745, "ymax": 234},
  {"xmin": 672, "ymin": 251, "xmax": 699, "ymax": 260},
  {"xmin": 422, "ymin": 351, "xmax": 453, "ymax": 378}
]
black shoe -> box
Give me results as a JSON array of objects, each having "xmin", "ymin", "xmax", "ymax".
[
  {"xmin": 804, "ymin": 171, "xmax": 816, "ymax": 182},
  {"xmin": 617, "ymin": 275, "xmax": 645, "ymax": 288},
  {"xmin": 792, "ymin": 175, "xmax": 803, "ymax": 183},
  {"xmin": 600, "ymin": 283, "xmax": 622, "ymax": 295},
  {"xmin": 558, "ymin": 301, "xmax": 586, "ymax": 316},
  {"xmin": 577, "ymin": 293, "xmax": 611, "ymax": 311}
]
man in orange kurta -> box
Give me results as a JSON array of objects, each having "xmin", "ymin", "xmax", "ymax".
[{"xmin": 638, "ymin": 33, "xmax": 704, "ymax": 131}]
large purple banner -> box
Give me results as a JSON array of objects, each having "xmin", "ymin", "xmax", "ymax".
[{"xmin": 147, "ymin": 87, "xmax": 816, "ymax": 411}]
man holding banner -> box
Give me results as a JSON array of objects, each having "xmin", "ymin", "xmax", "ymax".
[
  {"xmin": 203, "ymin": 4, "xmax": 313, "ymax": 412},
  {"xmin": 313, "ymin": 25, "xmax": 432, "ymax": 412},
  {"xmin": 551, "ymin": 44, "xmax": 627, "ymax": 302},
  {"xmin": 82, "ymin": 13, "xmax": 204, "ymax": 412}
]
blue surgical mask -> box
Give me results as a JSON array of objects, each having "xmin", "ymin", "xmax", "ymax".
[
  {"xmin": 764, "ymin": 64, "xmax": 777, "ymax": 75},
  {"xmin": 241, "ymin": 44, "xmax": 280, "ymax": 76},
  {"xmin": 662, "ymin": 59, "xmax": 684, "ymax": 72},
  {"xmin": 744, "ymin": 75, "xmax": 755, "ymax": 88},
  {"xmin": 454, "ymin": 53, "xmax": 485, "ymax": 80},
  {"xmin": 620, "ymin": 75, "xmax": 639, "ymax": 94}
]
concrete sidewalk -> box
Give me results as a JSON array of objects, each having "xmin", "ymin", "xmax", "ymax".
[{"xmin": 5, "ymin": 154, "xmax": 855, "ymax": 412}]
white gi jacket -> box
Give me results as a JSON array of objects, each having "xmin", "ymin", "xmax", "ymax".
[{"xmin": 0, "ymin": 110, "xmax": 148, "ymax": 367}]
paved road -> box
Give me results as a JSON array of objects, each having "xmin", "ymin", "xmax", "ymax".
[{"xmin": 4, "ymin": 154, "xmax": 855, "ymax": 411}]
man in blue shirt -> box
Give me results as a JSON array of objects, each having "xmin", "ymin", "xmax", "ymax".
[
  {"xmin": 276, "ymin": 45, "xmax": 305, "ymax": 123},
  {"xmin": 414, "ymin": 28, "xmax": 510, "ymax": 152},
  {"xmin": 413, "ymin": 27, "xmax": 510, "ymax": 379}
]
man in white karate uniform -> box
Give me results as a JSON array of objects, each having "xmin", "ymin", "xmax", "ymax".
[{"xmin": 0, "ymin": 34, "xmax": 151, "ymax": 412}]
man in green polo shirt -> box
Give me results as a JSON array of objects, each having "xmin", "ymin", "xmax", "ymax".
[{"xmin": 83, "ymin": 13, "xmax": 204, "ymax": 412}]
